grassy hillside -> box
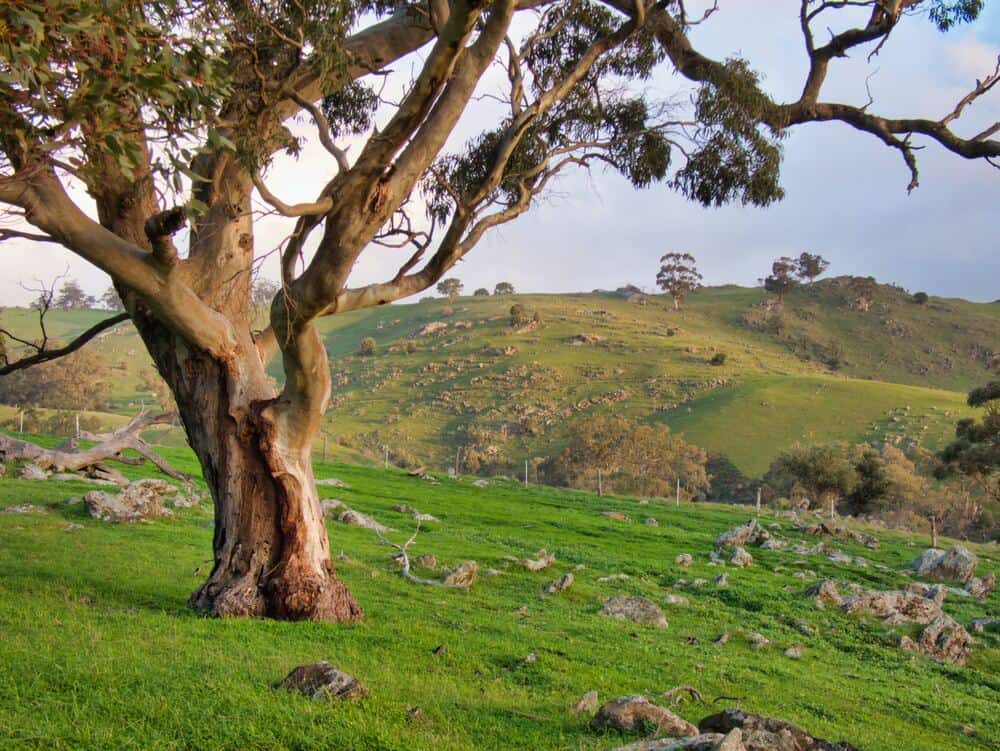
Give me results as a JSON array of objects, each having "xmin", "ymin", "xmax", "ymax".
[
  {"xmin": 2, "ymin": 279, "xmax": 996, "ymax": 480},
  {"xmin": 1, "ymin": 445, "xmax": 998, "ymax": 749}
]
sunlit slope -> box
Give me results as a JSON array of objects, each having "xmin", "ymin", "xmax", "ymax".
[{"xmin": 663, "ymin": 375, "xmax": 972, "ymax": 476}]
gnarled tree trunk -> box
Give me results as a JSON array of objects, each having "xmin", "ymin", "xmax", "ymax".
[{"xmin": 134, "ymin": 313, "xmax": 361, "ymax": 621}]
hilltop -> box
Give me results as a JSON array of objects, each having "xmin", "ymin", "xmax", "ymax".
[
  {"xmin": 1, "ymin": 279, "xmax": 997, "ymax": 483},
  {"xmin": 0, "ymin": 447, "xmax": 997, "ymax": 749}
]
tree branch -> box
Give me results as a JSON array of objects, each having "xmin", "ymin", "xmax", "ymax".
[{"xmin": 0, "ymin": 313, "xmax": 130, "ymax": 376}]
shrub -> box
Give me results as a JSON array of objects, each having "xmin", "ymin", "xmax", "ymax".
[
  {"xmin": 358, "ymin": 336, "xmax": 377, "ymax": 356},
  {"xmin": 710, "ymin": 353, "xmax": 727, "ymax": 366},
  {"xmin": 510, "ymin": 303, "xmax": 527, "ymax": 326},
  {"xmin": 913, "ymin": 291, "xmax": 929, "ymax": 305}
]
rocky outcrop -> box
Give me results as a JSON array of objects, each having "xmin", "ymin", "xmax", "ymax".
[
  {"xmin": 278, "ymin": 662, "xmax": 366, "ymax": 701},
  {"xmin": 908, "ymin": 545, "xmax": 977, "ymax": 583},
  {"xmin": 965, "ymin": 573, "xmax": 995, "ymax": 601},
  {"xmin": 441, "ymin": 561, "xmax": 478, "ymax": 588},
  {"xmin": 729, "ymin": 547, "xmax": 753, "ymax": 568},
  {"xmin": 337, "ymin": 509, "xmax": 392, "ymax": 534},
  {"xmin": 600, "ymin": 596, "xmax": 668, "ymax": 628},
  {"xmin": 83, "ymin": 479, "xmax": 176, "ymax": 523},
  {"xmin": 544, "ymin": 573, "xmax": 573, "ymax": 594},
  {"xmin": 715, "ymin": 520, "xmax": 769, "ymax": 548},
  {"xmin": 699, "ymin": 708, "xmax": 863, "ymax": 751},
  {"xmin": 591, "ymin": 696, "xmax": 698, "ymax": 737},
  {"xmin": 899, "ymin": 617, "xmax": 973, "ymax": 666}
]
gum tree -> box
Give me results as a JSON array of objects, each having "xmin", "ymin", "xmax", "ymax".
[
  {"xmin": 1, "ymin": 0, "xmax": 997, "ymax": 622},
  {"xmin": 656, "ymin": 251, "xmax": 702, "ymax": 310}
]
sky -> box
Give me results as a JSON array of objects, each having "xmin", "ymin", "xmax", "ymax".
[{"xmin": 2, "ymin": 1, "xmax": 998, "ymax": 306}]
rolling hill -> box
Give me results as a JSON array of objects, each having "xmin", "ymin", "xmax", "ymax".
[{"xmin": 1, "ymin": 278, "xmax": 997, "ymax": 485}]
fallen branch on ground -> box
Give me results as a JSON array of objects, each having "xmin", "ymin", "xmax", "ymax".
[
  {"xmin": 374, "ymin": 523, "xmax": 470, "ymax": 589},
  {"xmin": 0, "ymin": 410, "xmax": 188, "ymax": 483}
]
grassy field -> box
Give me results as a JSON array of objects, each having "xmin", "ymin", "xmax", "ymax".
[
  {"xmin": 2, "ymin": 279, "xmax": 995, "ymax": 477},
  {"xmin": 1, "ymin": 443, "xmax": 998, "ymax": 750}
]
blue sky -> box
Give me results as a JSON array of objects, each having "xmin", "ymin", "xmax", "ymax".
[{"xmin": 3, "ymin": 2, "xmax": 998, "ymax": 305}]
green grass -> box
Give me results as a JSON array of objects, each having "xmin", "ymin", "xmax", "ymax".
[{"xmin": 1, "ymin": 447, "xmax": 998, "ymax": 750}]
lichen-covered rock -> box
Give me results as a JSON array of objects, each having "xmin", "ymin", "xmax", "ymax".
[
  {"xmin": 840, "ymin": 589, "xmax": 943, "ymax": 625},
  {"xmin": 663, "ymin": 594, "xmax": 689, "ymax": 606},
  {"xmin": 441, "ymin": 560, "xmax": 478, "ymax": 588},
  {"xmin": 965, "ymin": 573, "xmax": 995, "ymax": 601},
  {"xmin": 18, "ymin": 463, "xmax": 48, "ymax": 480},
  {"xmin": 806, "ymin": 580, "xmax": 843, "ymax": 609},
  {"xmin": 909, "ymin": 545, "xmax": 978, "ymax": 583},
  {"xmin": 600, "ymin": 596, "xmax": 668, "ymax": 628},
  {"xmin": 591, "ymin": 695, "xmax": 697, "ymax": 737},
  {"xmin": 337, "ymin": 509, "xmax": 392, "ymax": 534},
  {"xmin": 899, "ymin": 616, "xmax": 973, "ymax": 665},
  {"xmin": 278, "ymin": 662, "xmax": 366, "ymax": 701},
  {"xmin": 1, "ymin": 503, "xmax": 47, "ymax": 514},
  {"xmin": 572, "ymin": 690, "xmax": 599, "ymax": 715},
  {"xmin": 544, "ymin": 573, "xmax": 573, "ymax": 594},
  {"xmin": 675, "ymin": 554, "xmax": 694, "ymax": 567},
  {"xmin": 611, "ymin": 733, "xmax": 744, "ymax": 751},
  {"xmin": 712, "ymin": 573, "xmax": 728, "ymax": 588},
  {"xmin": 520, "ymin": 549, "xmax": 556, "ymax": 571},
  {"xmin": 715, "ymin": 520, "xmax": 769, "ymax": 548},
  {"xmin": 729, "ymin": 547, "xmax": 753, "ymax": 568},
  {"xmin": 699, "ymin": 708, "xmax": 863, "ymax": 751},
  {"xmin": 84, "ymin": 479, "xmax": 175, "ymax": 523}
]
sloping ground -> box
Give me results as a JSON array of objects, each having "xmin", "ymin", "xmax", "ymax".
[
  {"xmin": 0, "ymin": 447, "xmax": 998, "ymax": 750},
  {"xmin": 1, "ymin": 281, "xmax": 994, "ymax": 477},
  {"xmin": 664, "ymin": 376, "xmax": 972, "ymax": 476}
]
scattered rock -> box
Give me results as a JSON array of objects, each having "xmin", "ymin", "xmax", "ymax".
[
  {"xmin": 63, "ymin": 523, "xmax": 83, "ymax": 532},
  {"xmin": 602, "ymin": 511, "xmax": 631, "ymax": 522},
  {"xmin": 840, "ymin": 589, "xmax": 943, "ymax": 625},
  {"xmin": 170, "ymin": 492, "xmax": 201, "ymax": 509},
  {"xmin": 970, "ymin": 617, "xmax": 1000, "ymax": 634},
  {"xmin": 598, "ymin": 573, "xmax": 631, "ymax": 582},
  {"xmin": 337, "ymin": 509, "xmax": 392, "ymax": 534},
  {"xmin": 645, "ymin": 517, "xmax": 660, "ymax": 527},
  {"xmin": 83, "ymin": 479, "xmax": 175, "ymax": 523},
  {"xmin": 321, "ymin": 498, "xmax": 346, "ymax": 517},
  {"xmin": 1, "ymin": 503, "xmax": 46, "ymax": 514},
  {"xmin": 315, "ymin": 477, "xmax": 351, "ymax": 488},
  {"xmin": 610, "ymin": 734, "xmax": 740, "ymax": 751},
  {"xmin": 699, "ymin": 708, "xmax": 863, "ymax": 751},
  {"xmin": 746, "ymin": 632, "xmax": 770, "ymax": 650},
  {"xmin": 715, "ymin": 520, "xmax": 769, "ymax": 548},
  {"xmin": 544, "ymin": 573, "xmax": 574, "ymax": 594},
  {"xmin": 712, "ymin": 573, "xmax": 728, "ymax": 588},
  {"xmin": 472, "ymin": 479, "xmax": 489, "ymax": 488},
  {"xmin": 783, "ymin": 645, "xmax": 803, "ymax": 659},
  {"xmin": 713, "ymin": 632, "xmax": 729, "ymax": 646},
  {"xmin": 441, "ymin": 561, "xmax": 478, "ymax": 588},
  {"xmin": 964, "ymin": 573, "xmax": 995, "ymax": 601},
  {"xmin": 591, "ymin": 696, "xmax": 698, "ymax": 737},
  {"xmin": 413, "ymin": 512, "xmax": 438, "ymax": 523},
  {"xmin": 415, "ymin": 553, "xmax": 437, "ymax": 570},
  {"xmin": 278, "ymin": 662, "xmax": 366, "ymax": 701},
  {"xmin": 392, "ymin": 503, "xmax": 415, "ymax": 513},
  {"xmin": 600, "ymin": 596, "xmax": 668, "ymax": 628},
  {"xmin": 572, "ymin": 690, "xmax": 600, "ymax": 715},
  {"xmin": 806, "ymin": 580, "xmax": 843, "ymax": 609},
  {"xmin": 826, "ymin": 550, "xmax": 852, "ymax": 565},
  {"xmin": 899, "ymin": 616, "xmax": 973, "ymax": 666},
  {"xmin": 664, "ymin": 594, "xmax": 690, "ymax": 606},
  {"xmin": 18, "ymin": 464, "xmax": 48, "ymax": 481},
  {"xmin": 729, "ymin": 547, "xmax": 753, "ymax": 568},
  {"xmin": 760, "ymin": 537, "xmax": 787, "ymax": 551},
  {"xmin": 908, "ymin": 545, "xmax": 978, "ymax": 583},
  {"xmin": 416, "ymin": 321, "xmax": 448, "ymax": 336},
  {"xmin": 519, "ymin": 549, "xmax": 556, "ymax": 571},
  {"xmin": 675, "ymin": 554, "xmax": 694, "ymax": 567}
]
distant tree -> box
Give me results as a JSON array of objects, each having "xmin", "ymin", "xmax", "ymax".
[
  {"xmin": 937, "ymin": 381, "xmax": 1000, "ymax": 503},
  {"xmin": 765, "ymin": 443, "xmax": 857, "ymax": 516},
  {"xmin": 762, "ymin": 257, "xmax": 800, "ymax": 302},
  {"xmin": 0, "ymin": 347, "xmax": 111, "ymax": 409},
  {"xmin": 509, "ymin": 304, "xmax": 528, "ymax": 326},
  {"xmin": 252, "ymin": 279, "xmax": 281, "ymax": 307},
  {"xmin": 912, "ymin": 291, "xmax": 929, "ymax": 305},
  {"xmin": 656, "ymin": 252, "xmax": 703, "ymax": 311},
  {"xmin": 357, "ymin": 337, "xmax": 377, "ymax": 356},
  {"xmin": 543, "ymin": 415, "xmax": 709, "ymax": 499},
  {"xmin": 54, "ymin": 279, "xmax": 96, "ymax": 311},
  {"xmin": 847, "ymin": 276, "xmax": 880, "ymax": 312},
  {"xmin": 101, "ymin": 286, "xmax": 125, "ymax": 312},
  {"xmin": 494, "ymin": 282, "xmax": 515, "ymax": 296},
  {"xmin": 795, "ymin": 252, "xmax": 829, "ymax": 284},
  {"xmin": 473, "ymin": 288, "xmax": 489, "ymax": 297},
  {"xmin": 437, "ymin": 278, "xmax": 464, "ymax": 301}
]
